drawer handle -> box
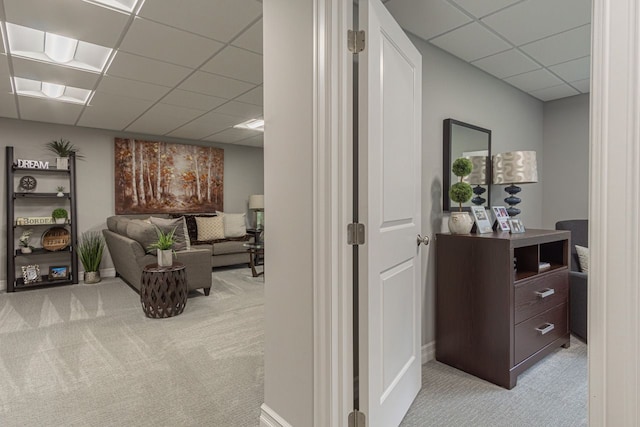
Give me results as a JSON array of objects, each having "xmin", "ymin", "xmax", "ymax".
[
  {"xmin": 535, "ymin": 323, "xmax": 555, "ymax": 335},
  {"xmin": 535, "ymin": 288, "xmax": 555, "ymax": 299}
]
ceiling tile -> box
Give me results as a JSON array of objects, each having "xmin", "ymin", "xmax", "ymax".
[
  {"xmin": 430, "ymin": 22, "xmax": 511, "ymax": 62},
  {"xmin": 78, "ymin": 91, "xmax": 154, "ymax": 130},
  {"xmin": 107, "ymin": 51, "xmax": 193, "ymax": 87},
  {"xmin": 235, "ymin": 85, "xmax": 263, "ymax": 106},
  {"xmin": 450, "ymin": 0, "xmax": 521, "ymax": 18},
  {"xmin": 226, "ymin": 133, "xmax": 263, "ymax": 147},
  {"xmin": 529, "ymin": 84, "xmax": 580, "ymax": 101},
  {"xmin": 11, "ymin": 57, "xmax": 100, "ymax": 89},
  {"xmin": 125, "ymin": 103, "xmax": 204, "ymax": 135},
  {"xmin": 505, "ymin": 68, "xmax": 564, "ymax": 92},
  {"xmin": 167, "ymin": 111, "xmax": 240, "ymax": 140},
  {"xmin": 179, "ymin": 71, "xmax": 254, "ymax": 99},
  {"xmin": 205, "ymin": 127, "xmax": 261, "ymax": 144},
  {"xmin": 472, "ymin": 49, "xmax": 540, "ymax": 79},
  {"xmin": 570, "ymin": 78, "xmax": 590, "ymax": 93},
  {"xmin": 520, "ymin": 25, "xmax": 591, "ymax": 66},
  {"xmin": 213, "ymin": 101, "xmax": 262, "ymax": 119},
  {"xmin": 3, "ymin": 0, "xmax": 129, "ymax": 47},
  {"xmin": 161, "ymin": 89, "xmax": 227, "ymax": 111},
  {"xmin": 232, "ymin": 18, "xmax": 263, "ymax": 54},
  {"xmin": 482, "ymin": 0, "xmax": 591, "ymax": 46},
  {"xmin": 95, "ymin": 75, "xmax": 171, "ymax": 102},
  {"xmin": 385, "ymin": 0, "xmax": 472, "ymax": 40},
  {"xmin": 0, "ymin": 93, "xmax": 18, "ymax": 119},
  {"xmin": 549, "ymin": 56, "xmax": 590, "ymax": 82},
  {"xmin": 17, "ymin": 96, "xmax": 83, "ymax": 125},
  {"xmin": 119, "ymin": 18, "xmax": 224, "ymax": 68},
  {"xmin": 201, "ymin": 46, "xmax": 263, "ymax": 84},
  {"xmin": 139, "ymin": 0, "xmax": 262, "ymax": 42}
]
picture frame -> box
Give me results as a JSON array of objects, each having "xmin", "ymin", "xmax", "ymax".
[
  {"xmin": 470, "ymin": 206, "xmax": 493, "ymax": 233},
  {"xmin": 492, "ymin": 205, "xmax": 511, "ymax": 231},
  {"xmin": 21, "ymin": 264, "xmax": 42, "ymax": 285},
  {"xmin": 508, "ymin": 218, "xmax": 526, "ymax": 234},
  {"xmin": 49, "ymin": 265, "xmax": 70, "ymax": 280}
]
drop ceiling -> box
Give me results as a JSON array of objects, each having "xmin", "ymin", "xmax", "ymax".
[{"xmin": 0, "ymin": 0, "xmax": 590, "ymax": 147}]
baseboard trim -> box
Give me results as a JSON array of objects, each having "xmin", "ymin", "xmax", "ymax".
[
  {"xmin": 0, "ymin": 280, "xmax": 5, "ymax": 292},
  {"xmin": 422, "ymin": 340, "xmax": 436, "ymax": 364},
  {"xmin": 260, "ymin": 404, "xmax": 293, "ymax": 427}
]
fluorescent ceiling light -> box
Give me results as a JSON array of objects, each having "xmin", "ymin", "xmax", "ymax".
[
  {"xmin": 5, "ymin": 23, "xmax": 113, "ymax": 72},
  {"xmin": 83, "ymin": 0, "xmax": 140, "ymax": 13},
  {"xmin": 234, "ymin": 118, "xmax": 265, "ymax": 132},
  {"xmin": 14, "ymin": 77, "xmax": 92, "ymax": 105}
]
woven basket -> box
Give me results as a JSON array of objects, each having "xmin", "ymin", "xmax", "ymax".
[{"xmin": 41, "ymin": 227, "xmax": 71, "ymax": 251}]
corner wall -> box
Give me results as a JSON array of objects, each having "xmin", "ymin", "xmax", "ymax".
[
  {"xmin": 542, "ymin": 94, "xmax": 590, "ymax": 228},
  {"xmin": 0, "ymin": 117, "xmax": 264, "ymax": 289}
]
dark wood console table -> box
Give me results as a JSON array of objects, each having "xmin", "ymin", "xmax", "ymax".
[{"xmin": 436, "ymin": 229, "xmax": 571, "ymax": 389}]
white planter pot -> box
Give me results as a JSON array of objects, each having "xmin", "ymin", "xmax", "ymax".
[
  {"xmin": 55, "ymin": 218, "xmax": 67, "ymax": 224},
  {"xmin": 56, "ymin": 157, "xmax": 69, "ymax": 170},
  {"xmin": 56, "ymin": 192, "xmax": 64, "ymax": 197},
  {"xmin": 157, "ymin": 249, "xmax": 173, "ymax": 267},
  {"xmin": 448, "ymin": 212, "xmax": 474, "ymax": 235},
  {"xmin": 20, "ymin": 247, "xmax": 32, "ymax": 254}
]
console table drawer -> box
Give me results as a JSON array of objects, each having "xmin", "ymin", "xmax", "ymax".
[
  {"xmin": 514, "ymin": 270, "xmax": 568, "ymax": 324},
  {"xmin": 515, "ymin": 303, "xmax": 567, "ymax": 365}
]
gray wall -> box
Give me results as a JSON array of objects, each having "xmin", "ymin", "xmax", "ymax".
[
  {"xmin": 0, "ymin": 117, "xmax": 263, "ymax": 289},
  {"xmin": 411, "ymin": 34, "xmax": 545, "ymax": 346},
  {"xmin": 542, "ymin": 94, "xmax": 590, "ymax": 228}
]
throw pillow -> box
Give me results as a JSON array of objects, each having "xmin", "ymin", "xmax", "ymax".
[
  {"xmin": 575, "ymin": 245, "xmax": 589, "ymax": 273},
  {"xmin": 217, "ymin": 211, "xmax": 247, "ymax": 238},
  {"xmin": 126, "ymin": 220, "xmax": 158, "ymax": 254},
  {"xmin": 149, "ymin": 216, "xmax": 190, "ymax": 251},
  {"xmin": 180, "ymin": 214, "xmax": 217, "ymax": 243},
  {"xmin": 196, "ymin": 216, "xmax": 225, "ymax": 241}
]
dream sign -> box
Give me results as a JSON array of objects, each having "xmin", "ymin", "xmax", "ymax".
[{"xmin": 17, "ymin": 159, "xmax": 49, "ymax": 169}]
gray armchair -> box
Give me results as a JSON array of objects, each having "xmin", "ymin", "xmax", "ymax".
[{"xmin": 555, "ymin": 220, "xmax": 588, "ymax": 343}]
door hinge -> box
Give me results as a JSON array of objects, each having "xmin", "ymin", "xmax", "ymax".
[
  {"xmin": 348, "ymin": 30, "xmax": 365, "ymax": 53},
  {"xmin": 347, "ymin": 223, "xmax": 365, "ymax": 245},
  {"xmin": 348, "ymin": 410, "xmax": 366, "ymax": 427}
]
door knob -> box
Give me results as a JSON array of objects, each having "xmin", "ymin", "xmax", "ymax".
[{"xmin": 417, "ymin": 234, "xmax": 430, "ymax": 246}]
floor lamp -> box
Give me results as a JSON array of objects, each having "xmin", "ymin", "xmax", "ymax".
[{"xmin": 492, "ymin": 151, "xmax": 538, "ymax": 217}]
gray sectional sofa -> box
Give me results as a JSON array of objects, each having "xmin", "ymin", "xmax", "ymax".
[{"xmin": 103, "ymin": 215, "xmax": 253, "ymax": 295}]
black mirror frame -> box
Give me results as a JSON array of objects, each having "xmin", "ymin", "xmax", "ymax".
[{"xmin": 443, "ymin": 118, "xmax": 492, "ymax": 212}]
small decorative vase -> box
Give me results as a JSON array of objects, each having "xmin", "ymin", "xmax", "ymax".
[
  {"xmin": 20, "ymin": 246, "xmax": 32, "ymax": 254},
  {"xmin": 448, "ymin": 212, "xmax": 474, "ymax": 234},
  {"xmin": 56, "ymin": 192, "xmax": 64, "ymax": 197},
  {"xmin": 56, "ymin": 157, "xmax": 69, "ymax": 170},
  {"xmin": 84, "ymin": 271, "xmax": 101, "ymax": 284},
  {"xmin": 157, "ymin": 249, "xmax": 173, "ymax": 267},
  {"xmin": 55, "ymin": 218, "xmax": 66, "ymax": 224}
]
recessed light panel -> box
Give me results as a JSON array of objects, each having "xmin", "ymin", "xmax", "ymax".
[
  {"xmin": 14, "ymin": 77, "xmax": 92, "ymax": 105},
  {"xmin": 83, "ymin": 0, "xmax": 139, "ymax": 13},
  {"xmin": 233, "ymin": 118, "xmax": 264, "ymax": 132},
  {"xmin": 5, "ymin": 23, "xmax": 113, "ymax": 72}
]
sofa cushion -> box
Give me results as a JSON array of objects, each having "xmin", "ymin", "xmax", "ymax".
[
  {"xmin": 575, "ymin": 245, "xmax": 589, "ymax": 273},
  {"xmin": 217, "ymin": 211, "xmax": 247, "ymax": 238},
  {"xmin": 150, "ymin": 216, "xmax": 190, "ymax": 251},
  {"xmin": 196, "ymin": 216, "xmax": 225, "ymax": 241},
  {"xmin": 213, "ymin": 239, "xmax": 249, "ymax": 255},
  {"xmin": 126, "ymin": 220, "xmax": 158, "ymax": 254},
  {"xmin": 107, "ymin": 216, "xmax": 131, "ymax": 235},
  {"xmin": 178, "ymin": 214, "xmax": 217, "ymax": 243}
]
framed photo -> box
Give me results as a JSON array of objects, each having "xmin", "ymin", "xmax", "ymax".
[
  {"xmin": 492, "ymin": 205, "xmax": 511, "ymax": 231},
  {"xmin": 49, "ymin": 265, "xmax": 70, "ymax": 280},
  {"xmin": 508, "ymin": 218, "xmax": 526, "ymax": 234},
  {"xmin": 471, "ymin": 206, "xmax": 493, "ymax": 233},
  {"xmin": 21, "ymin": 264, "xmax": 42, "ymax": 284}
]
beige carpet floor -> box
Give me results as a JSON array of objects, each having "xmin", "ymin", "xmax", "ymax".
[{"xmin": 0, "ymin": 268, "xmax": 264, "ymax": 427}]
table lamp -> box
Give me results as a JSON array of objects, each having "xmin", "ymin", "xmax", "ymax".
[
  {"xmin": 463, "ymin": 155, "xmax": 487, "ymax": 206},
  {"xmin": 492, "ymin": 151, "xmax": 538, "ymax": 217},
  {"xmin": 249, "ymin": 194, "xmax": 264, "ymax": 229}
]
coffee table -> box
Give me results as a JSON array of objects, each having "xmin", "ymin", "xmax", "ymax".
[
  {"xmin": 243, "ymin": 243, "xmax": 264, "ymax": 277},
  {"xmin": 140, "ymin": 262, "xmax": 188, "ymax": 318}
]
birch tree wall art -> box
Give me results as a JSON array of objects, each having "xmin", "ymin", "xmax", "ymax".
[{"xmin": 114, "ymin": 138, "xmax": 224, "ymax": 214}]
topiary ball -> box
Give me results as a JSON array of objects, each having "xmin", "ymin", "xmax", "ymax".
[
  {"xmin": 452, "ymin": 158, "xmax": 473, "ymax": 177},
  {"xmin": 449, "ymin": 182, "xmax": 473, "ymax": 204}
]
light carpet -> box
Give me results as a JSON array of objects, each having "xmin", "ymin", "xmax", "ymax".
[
  {"xmin": 401, "ymin": 337, "xmax": 587, "ymax": 427},
  {"xmin": 0, "ymin": 268, "xmax": 264, "ymax": 427}
]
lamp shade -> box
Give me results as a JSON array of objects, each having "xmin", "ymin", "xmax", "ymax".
[
  {"xmin": 463, "ymin": 156, "xmax": 487, "ymax": 185},
  {"xmin": 492, "ymin": 151, "xmax": 538, "ymax": 184},
  {"xmin": 249, "ymin": 194, "xmax": 264, "ymax": 210}
]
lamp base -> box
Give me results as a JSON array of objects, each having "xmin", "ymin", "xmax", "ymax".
[
  {"xmin": 504, "ymin": 184, "xmax": 522, "ymax": 217},
  {"xmin": 471, "ymin": 185, "xmax": 486, "ymax": 206}
]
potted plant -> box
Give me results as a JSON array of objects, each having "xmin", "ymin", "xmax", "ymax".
[
  {"xmin": 46, "ymin": 138, "xmax": 83, "ymax": 170},
  {"xmin": 147, "ymin": 226, "xmax": 177, "ymax": 267},
  {"xmin": 56, "ymin": 186, "xmax": 65, "ymax": 197},
  {"xmin": 19, "ymin": 229, "xmax": 34, "ymax": 254},
  {"xmin": 77, "ymin": 232, "xmax": 105, "ymax": 284},
  {"xmin": 52, "ymin": 208, "xmax": 68, "ymax": 224},
  {"xmin": 448, "ymin": 157, "xmax": 474, "ymax": 234}
]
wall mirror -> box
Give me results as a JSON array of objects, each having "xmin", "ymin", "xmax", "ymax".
[{"xmin": 443, "ymin": 118, "xmax": 492, "ymax": 212}]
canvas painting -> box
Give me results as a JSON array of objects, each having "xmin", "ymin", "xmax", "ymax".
[{"xmin": 115, "ymin": 138, "xmax": 224, "ymax": 214}]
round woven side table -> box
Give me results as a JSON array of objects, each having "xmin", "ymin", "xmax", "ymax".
[{"xmin": 140, "ymin": 262, "xmax": 187, "ymax": 318}]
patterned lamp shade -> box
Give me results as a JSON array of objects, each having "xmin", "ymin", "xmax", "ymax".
[
  {"xmin": 492, "ymin": 151, "xmax": 538, "ymax": 184},
  {"xmin": 463, "ymin": 156, "xmax": 487, "ymax": 185}
]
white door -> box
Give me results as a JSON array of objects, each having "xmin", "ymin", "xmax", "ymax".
[{"xmin": 358, "ymin": 0, "xmax": 423, "ymax": 426}]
